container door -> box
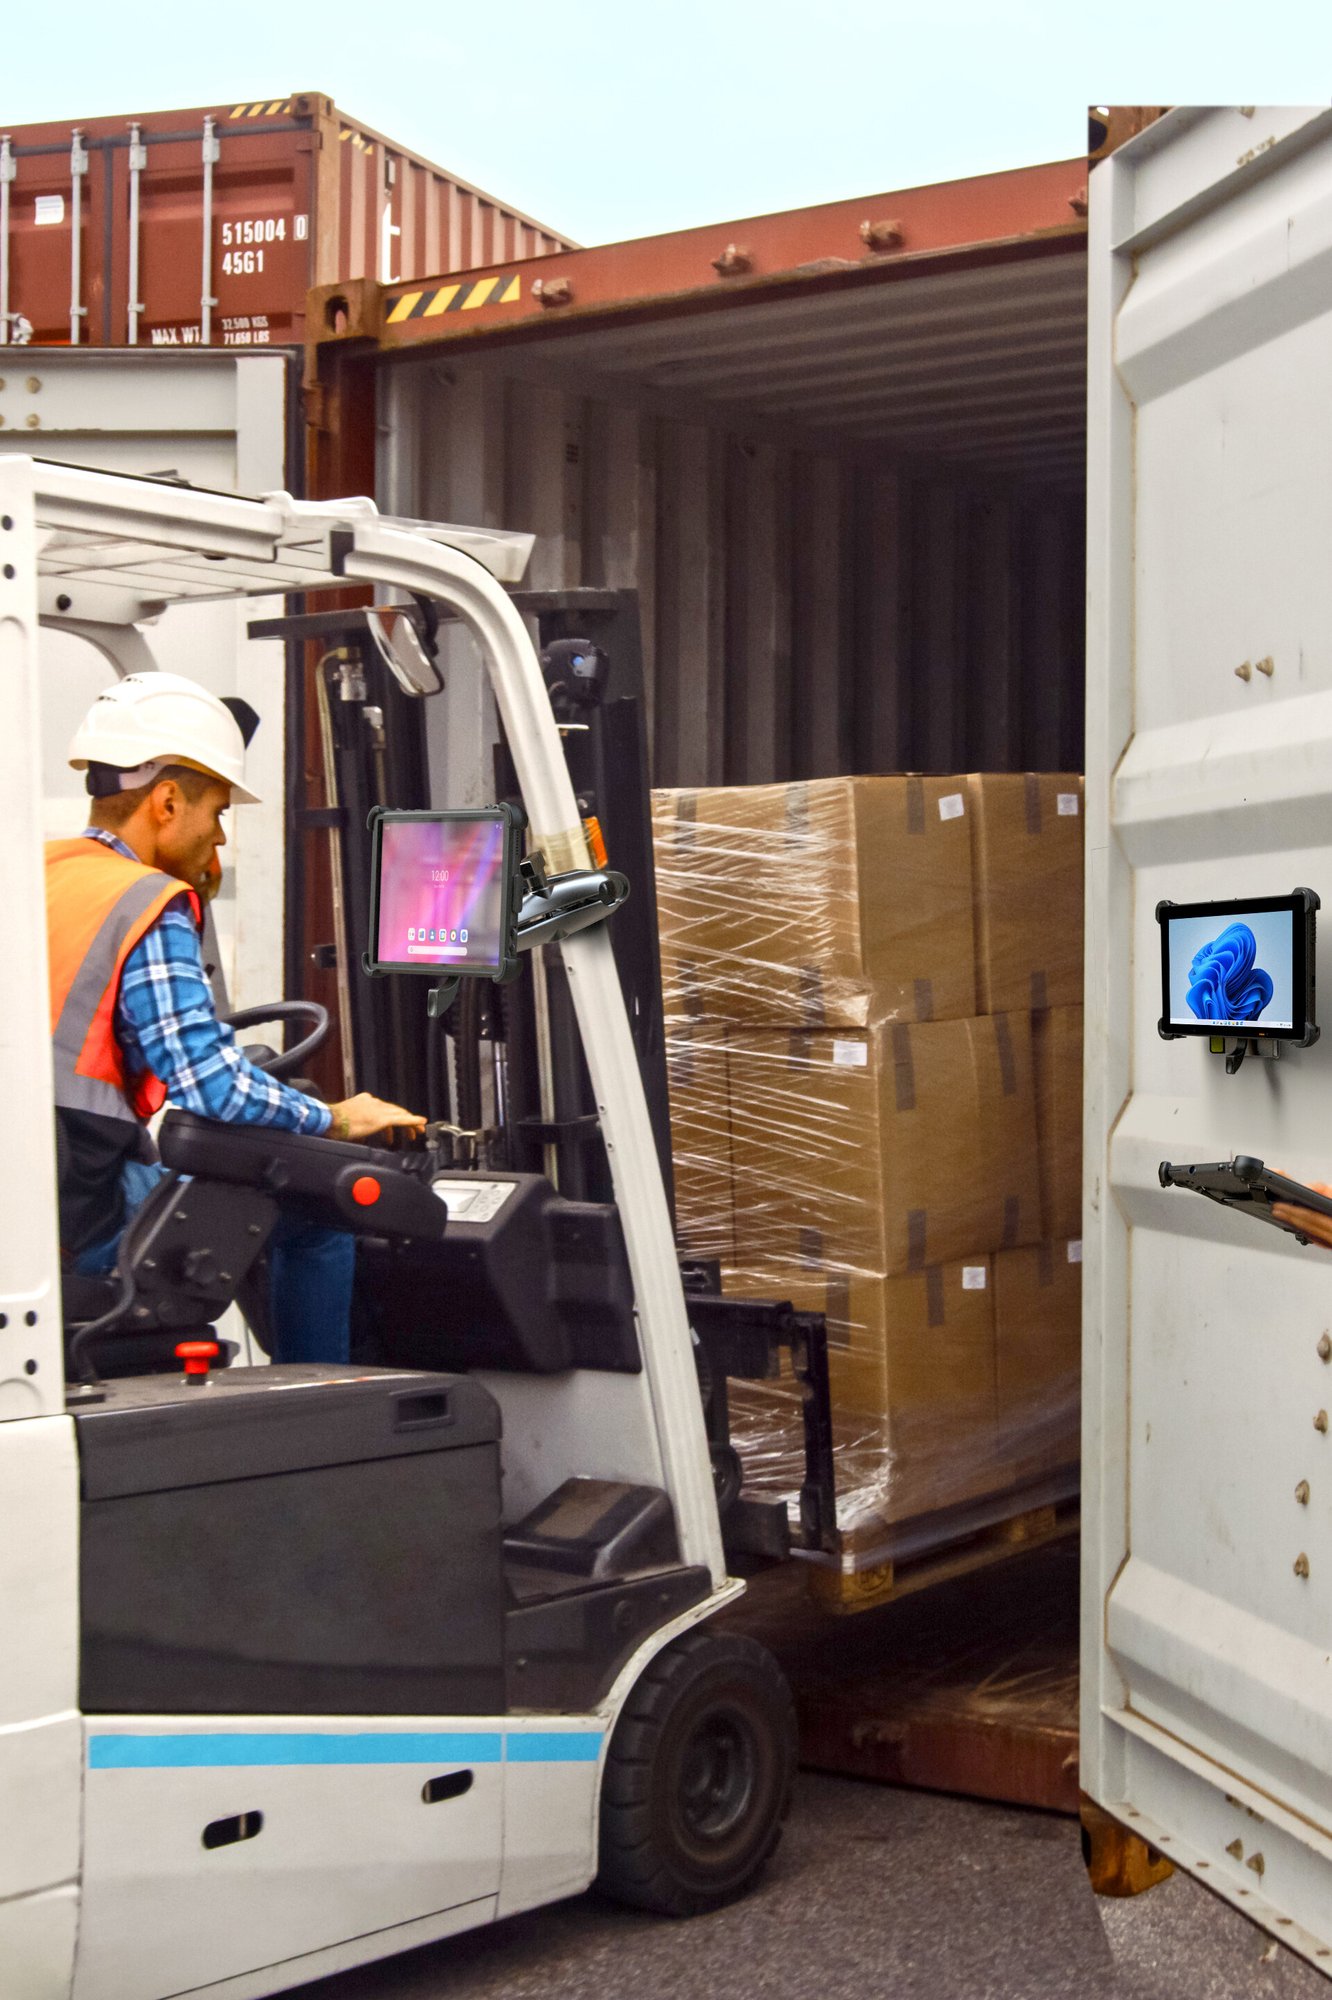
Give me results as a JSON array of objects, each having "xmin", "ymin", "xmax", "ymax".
[
  {"xmin": 3, "ymin": 132, "xmax": 102, "ymax": 345},
  {"xmin": 0, "ymin": 346, "xmax": 293, "ymax": 1014},
  {"xmin": 134, "ymin": 123, "xmax": 315, "ymax": 349},
  {"xmin": 4, "ymin": 347, "xmax": 295, "ymax": 1370},
  {"xmin": 1085, "ymin": 105, "xmax": 1332, "ymax": 1967}
]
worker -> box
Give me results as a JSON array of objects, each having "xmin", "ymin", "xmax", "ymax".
[{"xmin": 47, "ymin": 671, "xmax": 424, "ymax": 1364}]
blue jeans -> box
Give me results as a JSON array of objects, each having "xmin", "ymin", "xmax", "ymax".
[{"xmin": 73, "ymin": 1160, "xmax": 356, "ymax": 1366}]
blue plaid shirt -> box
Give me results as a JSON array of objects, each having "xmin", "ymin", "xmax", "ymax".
[{"xmin": 88, "ymin": 829, "xmax": 331, "ymax": 1136}]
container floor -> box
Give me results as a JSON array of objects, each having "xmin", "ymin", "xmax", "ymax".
[{"xmin": 296, "ymin": 1774, "xmax": 1326, "ymax": 1999}]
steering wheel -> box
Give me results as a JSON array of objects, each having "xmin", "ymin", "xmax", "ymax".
[{"xmin": 222, "ymin": 1000, "xmax": 330, "ymax": 1080}]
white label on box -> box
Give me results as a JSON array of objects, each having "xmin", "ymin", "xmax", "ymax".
[
  {"xmin": 832, "ymin": 1040, "xmax": 869, "ymax": 1068},
  {"xmin": 938, "ymin": 792, "xmax": 965, "ymax": 821},
  {"xmin": 1057, "ymin": 792, "xmax": 1080, "ymax": 816},
  {"xmin": 35, "ymin": 195, "xmax": 65, "ymax": 227},
  {"xmin": 430, "ymin": 1177, "xmax": 516, "ymax": 1224},
  {"xmin": 962, "ymin": 1265, "xmax": 988, "ymax": 1290},
  {"xmin": 1067, "ymin": 1239, "xmax": 1083, "ymax": 1263}
]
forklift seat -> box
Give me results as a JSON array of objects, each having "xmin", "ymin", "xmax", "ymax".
[
  {"xmin": 62, "ymin": 1165, "xmax": 268, "ymax": 1380},
  {"xmin": 60, "ymin": 1273, "xmax": 192, "ymax": 1378},
  {"xmin": 65, "ymin": 1113, "xmax": 449, "ymax": 1384},
  {"xmin": 62, "ymin": 1271, "xmax": 122, "ymax": 1324},
  {"xmin": 67, "ymin": 1111, "xmax": 454, "ymax": 1378}
]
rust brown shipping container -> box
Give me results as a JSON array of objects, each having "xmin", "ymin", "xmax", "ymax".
[
  {"xmin": 0, "ymin": 91, "xmax": 573, "ymax": 350},
  {"xmin": 310, "ymin": 155, "xmax": 1092, "ymax": 786}
]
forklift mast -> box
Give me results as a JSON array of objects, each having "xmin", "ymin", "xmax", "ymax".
[
  {"xmin": 287, "ymin": 586, "xmax": 675, "ymax": 1208},
  {"xmin": 496, "ymin": 589, "xmax": 674, "ymax": 1210}
]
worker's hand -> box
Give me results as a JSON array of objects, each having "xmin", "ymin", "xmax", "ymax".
[
  {"xmin": 1271, "ymin": 1180, "xmax": 1332, "ymax": 1251},
  {"xmin": 327, "ymin": 1093, "xmax": 427, "ymax": 1144}
]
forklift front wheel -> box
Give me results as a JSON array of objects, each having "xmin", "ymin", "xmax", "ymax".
[{"xmin": 596, "ymin": 1628, "xmax": 796, "ymax": 1917}]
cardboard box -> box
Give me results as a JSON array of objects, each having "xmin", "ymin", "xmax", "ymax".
[
  {"xmin": 664, "ymin": 1024, "xmax": 734, "ymax": 1264},
  {"xmin": 967, "ymin": 773, "xmax": 1084, "ymax": 1014},
  {"xmin": 724, "ymin": 1259, "xmax": 1006, "ymax": 1529},
  {"xmin": 726, "ymin": 1014, "xmax": 1041, "ymax": 1280},
  {"xmin": 993, "ymin": 1240, "xmax": 1082, "ymax": 1482},
  {"xmin": 652, "ymin": 775, "xmax": 976, "ymax": 1029},
  {"xmin": 1033, "ymin": 1005, "xmax": 1083, "ymax": 1242}
]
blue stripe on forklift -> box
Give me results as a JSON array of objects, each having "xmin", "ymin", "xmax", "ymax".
[
  {"xmin": 87, "ymin": 1729, "xmax": 605, "ymax": 1771},
  {"xmin": 89, "ymin": 1732, "xmax": 504, "ymax": 1769},
  {"xmin": 506, "ymin": 1733, "xmax": 604, "ymax": 1763}
]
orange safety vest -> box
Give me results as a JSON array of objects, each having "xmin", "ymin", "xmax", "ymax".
[{"xmin": 46, "ymin": 838, "xmax": 202, "ymax": 1125}]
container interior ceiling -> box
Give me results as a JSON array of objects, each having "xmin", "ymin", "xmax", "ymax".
[{"xmin": 377, "ymin": 237, "xmax": 1088, "ymax": 787}]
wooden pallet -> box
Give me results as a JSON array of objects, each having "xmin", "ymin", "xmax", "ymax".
[
  {"xmin": 720, "ymin": 1533, "xmax": 1081, "ymax": 1814},
  {"xmin": 806, "ymin": 1495, "xmax": 1079, "ymax": 1616}
]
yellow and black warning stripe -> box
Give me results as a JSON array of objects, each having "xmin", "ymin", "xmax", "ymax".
[
  {"xmin": 230, "ymin": 100, "xmax": 294, "ymax": 119},
  {"xmin": 340, "ymin": 128, "xmax": 374, "ymax": 153},
  {"xmin": 386, "ymin": 274, "xmax": 524, "ymax": 323}
]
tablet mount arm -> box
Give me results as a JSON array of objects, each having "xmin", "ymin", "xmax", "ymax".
[
  {"xmin": 1219, "ymin": 1036, "xmax": 1283, "ymax": 1076},
  {"xmin": 424, "ymin": 855, "xmax": 630, "ymax": 1020},
  {"xmin": 514, "ymin": 852, "xmax": 630, "ymax": 951}
]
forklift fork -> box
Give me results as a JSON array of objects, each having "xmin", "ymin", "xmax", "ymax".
[{"xmin": 682, "ymin": 1266, "xmax": 838, "ymax": 1562}]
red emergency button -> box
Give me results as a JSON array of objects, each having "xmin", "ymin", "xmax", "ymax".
[
  {"xmin": 351, "ymin": 1175, "xmax": 382, "ymax": 1207},
  {"xmin": 176, "ymin": 1340, "xmax": 220, "ymax": 1384}
]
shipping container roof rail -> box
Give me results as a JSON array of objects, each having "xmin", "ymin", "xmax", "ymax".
[{"xmin": 309, "ymin": 155, "xmax": 1088, "ymax": 360}]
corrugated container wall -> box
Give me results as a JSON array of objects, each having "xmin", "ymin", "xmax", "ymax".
[
  {"xmin": 0, "ymin": 93, "xmax": 572, "ymax": 350},
  {"xmin": 378, "ymin": 358, "xmax": 1085, "ymax": 787}
]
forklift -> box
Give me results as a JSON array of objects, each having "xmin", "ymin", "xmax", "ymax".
[{"xmin": 0, "ymin": 458, "xmax": 833, "ymax": 2000}]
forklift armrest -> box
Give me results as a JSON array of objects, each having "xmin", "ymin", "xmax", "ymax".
[{"xmin": 158, "ymin": 1111, "xmax": 448, "ymax": 1241}]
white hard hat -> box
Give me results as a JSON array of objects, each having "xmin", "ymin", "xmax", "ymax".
[{"xmin": 69, "ymin": 672, "xmax": 260, "ymax": 805}]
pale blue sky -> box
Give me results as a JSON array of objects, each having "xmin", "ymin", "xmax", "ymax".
[{"xmin": 7, "ymin": 0, "xmax": 1332, "ymax": 246}]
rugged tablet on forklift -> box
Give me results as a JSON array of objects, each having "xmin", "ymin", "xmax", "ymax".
[
  {"xmin": 366, "ymin": 806, "xmax": 522, "ymax": 978},
  {"xmin": 1159, "ymin": 1156, "xmax": 1332, "ymax": 1244},
  {"xmin": 1156, "ymin": 890, "xmax": 1319, "ymax": 1044}
]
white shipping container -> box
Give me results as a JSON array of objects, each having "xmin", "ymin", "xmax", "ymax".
[
  {"xmin": 1, "ymin": 349, "xmax": 299, "ymax": 1372},
  {"xmin": 1084, "ymin": 105, "xmax": 1332, "ymax": 1966},
  {"xmin": 0, "ymin": 348, "xmax": 293, "ymax": 1012}
]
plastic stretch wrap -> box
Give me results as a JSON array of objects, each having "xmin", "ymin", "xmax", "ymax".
[
  {"xmin": 655, "ymin": 775, "xmax": 1084, "ymax": 1562},
  {"xmin": 651, "ymin": 776, "xmax": 977, "ymax": 1031},
  {"xmin": 719, "ymin": 1247, "xmax": 1082, "ymax": 1546}
]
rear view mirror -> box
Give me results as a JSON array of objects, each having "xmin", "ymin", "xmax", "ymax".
[{"xmin": 366, "ymin": 608, "xmax": 443, "ymax": 698}]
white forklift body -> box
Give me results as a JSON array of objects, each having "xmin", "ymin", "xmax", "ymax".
[
  {"xmin": 0, "ymin": 456, "xmax": 746, "ymax": 1999},
  {"xmin": 1084, "ymin": 106, "xmax": 1332, "ymax": 1968}
]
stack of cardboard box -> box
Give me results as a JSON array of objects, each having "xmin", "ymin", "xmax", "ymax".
[{"xmin": 653, "ymin": 771, "xmax": 1084, "ymax": 1557}]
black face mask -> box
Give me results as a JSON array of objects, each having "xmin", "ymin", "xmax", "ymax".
[{"xmin": 86, "ymin": 762, "xmax": 139, "ymax": 798}]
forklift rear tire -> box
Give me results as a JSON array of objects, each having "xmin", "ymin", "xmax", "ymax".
[{"xmin": 596, "ymin": 1628, "xmax": 796, "ymax": 1917}]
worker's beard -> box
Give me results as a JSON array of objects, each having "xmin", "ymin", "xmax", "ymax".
[{"xmin": 198, "ymin": 852, "xmax": 223, "ymax": 905}]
